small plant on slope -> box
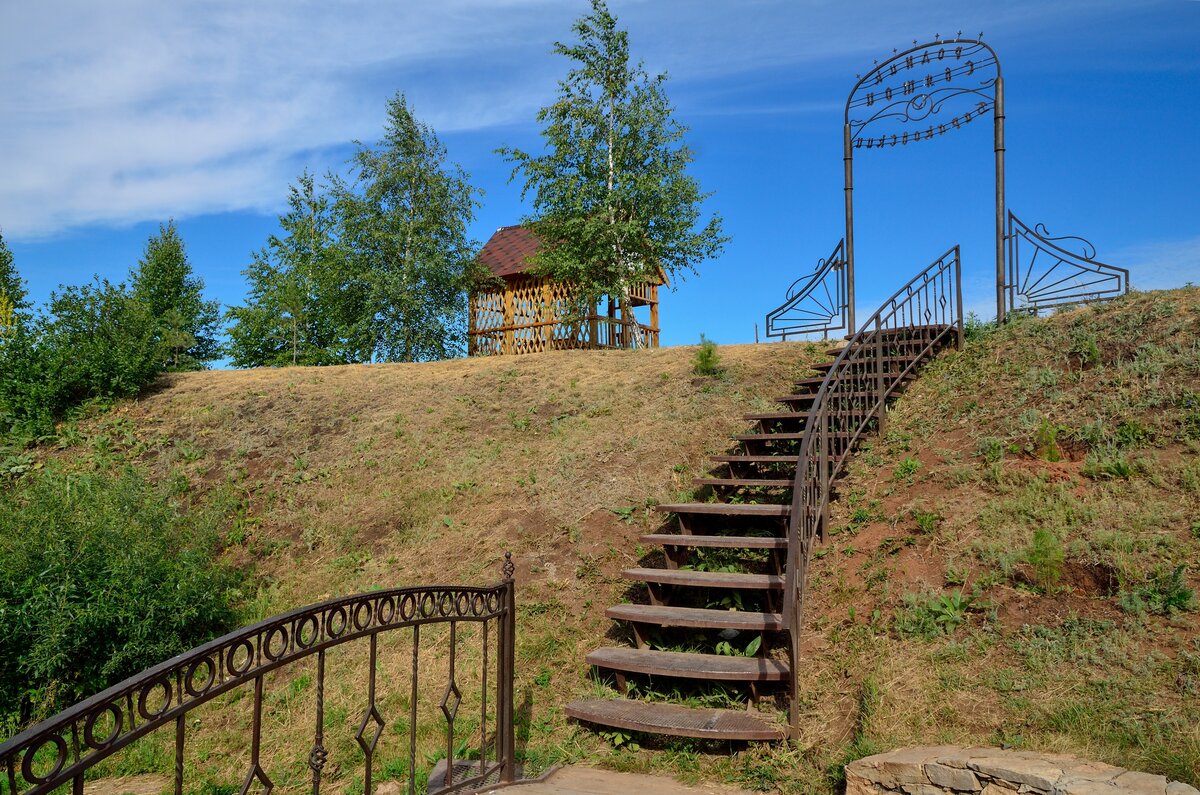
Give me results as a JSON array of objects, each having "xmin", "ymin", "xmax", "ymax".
[{"xmin": 692, "ymin": 335, "xmax": 723, "ymax": 377}]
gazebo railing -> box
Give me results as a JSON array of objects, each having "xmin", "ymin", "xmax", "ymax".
[{"xmin": 1, "ymin": 556, "xmax": 518, "ymax": 795}]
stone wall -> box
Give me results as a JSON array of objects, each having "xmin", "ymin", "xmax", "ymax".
[{"xmin": 846, "ymin": 746, "xmax": 1198, "ymax": 795}]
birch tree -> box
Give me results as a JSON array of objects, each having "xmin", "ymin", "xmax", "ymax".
[{"xmin": 499, "ymin": 0, "xmax": 726, "ymax": 341}]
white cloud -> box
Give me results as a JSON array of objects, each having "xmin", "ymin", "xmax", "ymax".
[{"xmin": 0, "ymin": 0, "xmax": 1160, "ymax": 239}]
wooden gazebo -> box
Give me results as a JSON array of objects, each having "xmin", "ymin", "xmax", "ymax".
[{"xmin": 468, "ymin": 225, "xmax": 661, "ymax": 357}]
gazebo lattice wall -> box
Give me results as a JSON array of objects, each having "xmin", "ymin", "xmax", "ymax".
[{"xmin": 468, "ymin": 275, "xmax": 659, "ymax": 357}]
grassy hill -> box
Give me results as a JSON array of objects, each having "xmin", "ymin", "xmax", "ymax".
[{"xmin": 10, "ymin": 288, "xmax": 1200, "ymax": 793}]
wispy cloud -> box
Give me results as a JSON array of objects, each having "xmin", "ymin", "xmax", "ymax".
[
  {"xmin": 0, "ymin": 0, "xmax": 1162, "ymax": 239},
  {"xmin": 1113, "ymin": 236, "xmax": 1200, "ymax": 290}
]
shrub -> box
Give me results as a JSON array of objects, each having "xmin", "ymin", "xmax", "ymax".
[
  {"xmin": 0, "ymin": 465, "xmax": 244, "ymax": 732},
  {"xmin": 1118, "ymin": 566, "xmax": 1196, "ymax": 616},
  {"xmin": 691, "ymin": 335, "xmax": 722, "ymax": 377},
  {"xmin": 1026, "ymin": 528, "xmax": 1065, "ymax": 592}
]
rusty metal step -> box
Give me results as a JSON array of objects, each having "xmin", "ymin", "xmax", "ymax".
[
  {"xmin": 606, "ymin": 604, "xmax": 785, "ymax": 631},
  {"xmin": 587, "ymin": 647, "xmax": 790, "ymax": 682},
  {"xmin": 565, "ymin": 699, "xmax": 784, "ymax": 741},
  {"xmin": 691, "ymin": 477, "xmax": 793, "ymax": 489},
  {"xmin": 621, "ymin": 568, "xmax": 784, "ymax": 590},
  {"xmin": 653, "ymin": 503, "xmax": 789, "ymax": 518},
  {"xmin": 640, "ymin": 533, "xmax": 787, "ymax": 549}
]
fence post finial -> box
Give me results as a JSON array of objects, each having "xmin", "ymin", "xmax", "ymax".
[{"xmin": 503, "ymin": 551, "xmax": 515, "ymax": 581}]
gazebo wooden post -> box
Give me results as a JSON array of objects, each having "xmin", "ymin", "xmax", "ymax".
[
  {"xmin": 542, "ymin": 281, "xmax": 555, "ymax": 350},
  {"xmin": 648, "ymin": 286, "xmax": 659, "ymax": 347},
  {"xmin": 503, "ymin": 289, "xmax": 515, "ymax": 356}
]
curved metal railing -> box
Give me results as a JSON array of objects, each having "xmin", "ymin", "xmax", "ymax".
[
  {"xmin": 0, "ymin": 558, "xmax": 518, "ymax": 795},
  {"xmin": 781, "ymin": 248, "xmax": 962, "ymax": 735},
  {"xmin": 764, "ymin": 240, "xmax": 848, "ymax": 339},
  {"xmin": 1006, "ymin": 212, "xmax": 1129, "ymax": 314}
]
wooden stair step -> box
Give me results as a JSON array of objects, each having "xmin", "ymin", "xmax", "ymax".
[
  {"xmin": 641, "ymin": 533, "xmax": 787, "ymax": 549},
  {"xmin": 692, "ymin": 477, "xmax": 793, "ymax": 489},
  {"xmin": 654, "ymin": 503, "xmax": 789, "ymax": 517},
  {"xmin": 565, "ymin": 699, "xmax": 784, "ymax": 741},
  {"xmin": 775, "ymin": 392, "xmax": 877, "ymax": 402},
  {"xmin": 587, "ymin": 647, "xmax": 790, "ymax": 682},
  {"xmin": 622, "ymin": 568, "xmax": 784, "ymax": 590},
  {"xmin": 734, "ymin": 432, "xmax": 857, "ymax": 443},
  {"xmin": 794, "ymin": 373, "xmax": 915, "ymax": 389},
  {"xmin": 810, "ymin": 355, "xmax": 919, "ymax": 371},
  {"xmin": 606, "ymin": 604, "xmax": 784, "ymax": 631},
  {"xmin": 710, "ymin": 454, "xmax": 800, "ymax": 464},
  {"xmin": 748, "ymin": 410, "xmax": 874, "ymax": 421}
]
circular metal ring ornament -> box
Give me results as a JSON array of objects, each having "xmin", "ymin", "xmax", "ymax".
[
  {"xmin": 83, "ymin": 703, "xmax": 124, "ymax": 749},
  {"xmin": 295, "ymin": 614, "xmax": 320, "ymax": 650},
  {"xmin": 400, "ymin": 594, "xmax": 416, "ymax": 621},
  {"xmin": 138, "ymin": 677, "xmax": 173, "ymax": 720},
  {"xmin": 22, "ymin": 734, "xmax": 68, "ymax": 784},
  {"xmin": 264, "ymin": 626, "xmax": 289, "ymax": 662},
  {"xmin": 227, "ymin": 639, "xmax": 255, "ymax": 676},
  {"xmin": 326, "ymin": 605, "xmax": 348, "ymax": 638},
  {"xmin": 185, "ymin": 656, "xmax": 217, "ymax": 697},
  {"xmin": 353, "ymin": 600, "xmax": 372, "ymax": 631},
  {"xmin": 378, "ymin": 596, "xmax": 396, "ymax": 625}
]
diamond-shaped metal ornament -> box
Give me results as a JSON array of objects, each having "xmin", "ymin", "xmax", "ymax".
[
  {"xmin": 308, "ymin": 744, "xmax": 328, "ymax": 772},
  {"xmin": 355, "ymin": 705, "xmax": 385, "ymax": 755},
  {"xmin": 440, "ymin": 680, "xmax": 463, "ymax": 724},
  {"xmin": 239, "ymin": 765, "xmax": 274, "ymax": 795}
]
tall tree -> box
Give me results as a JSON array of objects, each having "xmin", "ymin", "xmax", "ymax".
[
  {"xmin": 330, "ymin": 93, "xmax": 481, "ymax": 362},
  {"xmin": 0, "ymin": 233, "xmax": 27, "ymax": 340},
  {"xmin": 226, "ymin": 172, "xmax": 366, "ymax": 368},
  {"xmin": 130, "ymin": 221, "xmax": 222, "ymax": 370},
  {"xmin": 499, "ymin": 0, "xmax": 726, "ymax": 341}
]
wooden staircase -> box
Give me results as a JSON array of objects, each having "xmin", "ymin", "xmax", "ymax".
[{"xmin": 566, "ymin": 249, "xmax": 964, "ymax": 742}]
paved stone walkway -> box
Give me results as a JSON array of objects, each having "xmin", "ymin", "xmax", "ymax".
[{"xmin": 484, "ymin": 766, "xmax": 754, "ymax": 795}]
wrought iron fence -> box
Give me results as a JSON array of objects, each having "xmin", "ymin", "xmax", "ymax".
[
  {"xmin": 1006, "ymin": 212, "xmax": 1129, "ymax": 314},
  {"xmin": 0, "ymin": 556, "xmax": 518, "ymax": 795},
  {"xmin": 781, "ymin": 248, "xmax": 962, "ymax": 736},
  {"xmin": 764, "ymin": 240, "xmax": 848, "ymax": 339}
]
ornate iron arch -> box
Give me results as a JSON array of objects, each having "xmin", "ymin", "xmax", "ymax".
[
  {"xmin": 765, "ymin": 34, "xmax": 1128, "ymax": 338},
  {"xmin": 844, "ymin": 35, "xmax": 1006, "ymax": 329}
]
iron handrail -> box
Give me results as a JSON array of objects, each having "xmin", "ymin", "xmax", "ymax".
[
  {"xmin": 781, "ymin": 247, "xmax": 962, "ymax": 736},
  {"xmin": 1, "ymin": 557, "xmax": 518, "ymax": 795},
  {"xmin": 764, "ymin": 239, "xmax": 849, "ymax": 339}
]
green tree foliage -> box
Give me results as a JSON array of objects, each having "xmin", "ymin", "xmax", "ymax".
[
  {"xmin": 330, "ymin": 92, "xmax": 481, "ymax": 362},
  {"xmin": 0, "ymin": 233, "xmax": 27, "ymax": 341},
  {"xmin": 130, "ymin": 221, "xmax": 222, "ymax": 370},
  {"xmin": 0, "ymin": 279, "xmax": 161, "ymax": 438},
  {"xmin": 227, "ymin": 173, "xmax": 367, "ymax": 367},
  {"xmin": 0, "ymin": 464, "xmax": 242, "ymax": 731},
  {"xmin": 499, "ymin": 0, "xmax": 725, "ymax": 335}
]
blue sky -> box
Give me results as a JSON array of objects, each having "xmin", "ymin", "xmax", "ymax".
[{"xmin": 2, "ymin": 0, "xmax": 1197, "ymax": 361}]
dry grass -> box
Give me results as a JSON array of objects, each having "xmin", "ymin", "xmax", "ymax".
[{"xmin": 49, "ymin": 341, "xmax": 824, "ymax": 794}]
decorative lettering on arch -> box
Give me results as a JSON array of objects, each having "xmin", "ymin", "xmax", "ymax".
[{"xmin": 847, "ymin": 36, "xmax": 1000, "ymax": 149}]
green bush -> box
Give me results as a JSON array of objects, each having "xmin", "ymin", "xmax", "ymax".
[
  {"xmin": 1118, "ymin": 566, "xmax": 1196, "ymax": 616},
  {"xmin": 0, "ymin": 279, "xmax": 164, "ymax": 439},
  {"xmin": 691, "ymin": 335, "xmax": 723, "ymax": 377},
  {"xmin": 0, "ymin": 465, "xmax": 243, "ymax": 733}
]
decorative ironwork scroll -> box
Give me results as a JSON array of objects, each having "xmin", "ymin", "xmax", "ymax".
[
  {"xmin": 1006, "ymin": 212, "xmax": 1129, "ymax": 313},
  {"xmin": 846, "ymin": 36, "xmax": 1000, "ymax": 149},
  {"xmin": 764, "ymin": 240, "xmax": 848, "ymax": 339},
  {"xmin": 0, "ymin": 560, "xmax": 518, "ymax": 795}
]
